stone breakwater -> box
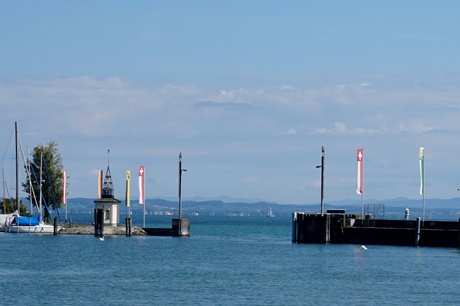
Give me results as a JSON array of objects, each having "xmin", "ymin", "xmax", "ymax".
[{"xmin": 59, "ymin": 224, "xmax": 146, "ymax": 235}]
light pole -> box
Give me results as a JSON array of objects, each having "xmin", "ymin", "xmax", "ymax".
[
  {"xmin": 178, "ymin": 152, "xmax": 187, "ymax": 219},
  {"xmin": 316, "ymin": 146, "xmax": 325, "ymax": 216}
]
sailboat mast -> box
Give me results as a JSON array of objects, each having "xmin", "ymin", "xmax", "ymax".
[
  {"xmin": 15, "ymin": 122, "xmax": 20, "ymax": 233},
  {"xmin": 2, "ymin": 168, "xmax": 6, "ymax": 214},
  {"xmin": 15, "ymin": 122, "xmax": 19, "ymax": 214},
  {"xmin": 39, "ymin": 153, "xmax": 43, "ymax": 223}
]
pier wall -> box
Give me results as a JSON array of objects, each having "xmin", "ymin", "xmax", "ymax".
[{"xmin": 292, "ymin": 213, "xmax": 460, "ymax": 247}]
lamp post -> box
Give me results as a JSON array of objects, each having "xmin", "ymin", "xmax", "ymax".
[
  {"xmin": 316, "ymin": 146, "xmax": 325, "ymax": 216},
  {"xmin": 178, "ymin": 152, "xmax": 187, "ymax": 219}
]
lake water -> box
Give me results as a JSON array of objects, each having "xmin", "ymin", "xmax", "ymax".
[{"xmin": 0, "ymin": 215, "xmax": 459, "ymax": 305}]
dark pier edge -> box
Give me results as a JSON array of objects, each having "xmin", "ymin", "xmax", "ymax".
[
  {"xmin": 125, "ymin": 217, "xmax": 132, "ymax": 236},
  {"xmin": 94, "ymin": 208, "xmax": 104, "ymax": 237},
  {"xmin": 292, "ymin": 212, "xmax": 460, "ymax": 248},
  {"xmin": 142, "ymin": 218, "xmax": 191, "ymax": 237}
]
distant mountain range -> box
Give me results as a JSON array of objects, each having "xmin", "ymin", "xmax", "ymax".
[{"xmin": 62, "ymin": 197, "xmax": 460, "ymax": 220}]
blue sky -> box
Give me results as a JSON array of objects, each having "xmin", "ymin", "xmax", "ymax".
[{"xmin": 1, "ymin": 1, "xmax": 460, "ymax": 205}]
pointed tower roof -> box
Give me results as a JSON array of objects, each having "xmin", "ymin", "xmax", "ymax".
[
  {"xmin": 101, "ymin": 149, "xmax": 115, "ymax": 199},
  {"xmin": 102, "ymin": 164, "xmax": 114, "ymax": 198},
  {"xmin": 95, "ymin": 149, "xmax": 121, "ymax": 208}
]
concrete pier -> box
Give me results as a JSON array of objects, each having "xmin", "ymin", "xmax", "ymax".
[
  {"xmin": 142, "ymin": 218, "xmax": 191, "ymax": 237},
  {"xmin": 142, "ymin": 227, "xmax": 173, "ymax": 236},
  {"xmin": 60, "ymin": 224, "xmax": 146, "ymax": 235},
  {"xmin": 172, "ymin": 218, "xmax": 190, "ymax": 237},
  {"xmin": 292, "ymin": 213, "xmax": 460, "ymax": 247}
]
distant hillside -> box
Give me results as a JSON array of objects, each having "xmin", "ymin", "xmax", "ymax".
[{"xmin": 63, "ymin": 197, "xmax": 460, "ymax": 220}]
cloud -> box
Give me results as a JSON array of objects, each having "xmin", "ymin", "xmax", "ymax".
[
  {"xmin": 312, "ymin": 122, "xmax": 384, "ymax": 135},
  {"xmin": 3, "ymin": 77, "xmax": 460, "ymax": 203},
  {"xmin": 398, "ymin": 123, "xmax": 438, "ymax": 133}
]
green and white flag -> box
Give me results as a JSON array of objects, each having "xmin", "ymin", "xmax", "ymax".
[{"xmin": 419, "ymin": 147, "xmax": 425, "ymax": 196}]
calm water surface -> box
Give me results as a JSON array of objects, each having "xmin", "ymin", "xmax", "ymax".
[{"xmin": 0, "ymin": 215, "xmax": 459, "ymax": 305}]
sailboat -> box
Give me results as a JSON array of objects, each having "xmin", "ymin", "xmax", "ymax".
[
  {"xmin": 267, "ymin": 207, "xmax": 275, "ymax": 218},
  {"xmin": 0, "ymin": 211, "xmax": 18, "ymax": 232},
  {"xmin": 5, "ymin": 122, "xmax": 61, "ymax": 234},
  {"xmin": 0, "ymin": 168, "xmax": 17, "ymax": 231}
]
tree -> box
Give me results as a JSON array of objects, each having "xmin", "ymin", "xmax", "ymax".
[
  {"xmin": 22, "ymin": 141, "xmax": 64, "ymax": 222},
  {"xmin": 0, "ymin": 198, "xmax": 30, "ymax": 216}
]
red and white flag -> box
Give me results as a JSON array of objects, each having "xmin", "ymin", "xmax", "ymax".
[
  {"xmin": 62, "ymin": 171, "xmax": 67, "ymax": 205},
  {"xmin": 138, "ymin": 165, "xmax": 145, "ymax": 205},
  {"xmin": 356, "ymin": 149, "xmax": 364, "ymax": 195}
]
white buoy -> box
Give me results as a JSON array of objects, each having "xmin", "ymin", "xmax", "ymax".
[{"xmin": 361, "ymin": 245, "xmax": 367, "ymax": 250}]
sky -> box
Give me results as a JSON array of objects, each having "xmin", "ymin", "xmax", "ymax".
[{"xmin": 1, "ymin": 1, "xmax": 460, "ymax": 205}]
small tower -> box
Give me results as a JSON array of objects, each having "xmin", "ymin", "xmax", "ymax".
[{"xmin": 94, "ymin": 150, "xmax": 121, "ymax": 229}]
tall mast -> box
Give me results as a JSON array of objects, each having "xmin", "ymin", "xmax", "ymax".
[
  {"xmin": 15, "ymin": 122, "xmax": 19, "ymax": 214},
  {"xmin": 2, "ymin": 168, "xmax": 5, "ymax": 214},
  {"xmin": 178, "ymin": 153, "xmax": 183, "ymax": 219},
  {"xmin": 39, "ymin": 152, "xmax": 43, "ymax": 223}
]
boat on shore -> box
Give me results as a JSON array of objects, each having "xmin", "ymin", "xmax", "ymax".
[
  {"xmin": 6, "ymin": 215, "xmax": 56, "ymax": 233},
  {"xmin": 0, "ymin": 211, "xmax": 18, "ymax": 232},
  {"xmin": 4, "ymin": 122, "xmax": 61, "ymax": 234}
]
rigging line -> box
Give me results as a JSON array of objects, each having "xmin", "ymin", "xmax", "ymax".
[
  {"xmin": 42, "ymin": 157, "xmax": 62, "ymax": 222},
  {"xmin": 0, "ymin": 126, "xmax": 15, "ymax": 169},
  {"xmin": 2, "ymin": 177, "xmax": 12, "ymax": 200},
  {"xmin": 29, "ymin": 163, "xmax": 52, "ymax": 219},
  {"xmin": 17, "ymin": 134, "xmax": 39, "ymax": 206}
]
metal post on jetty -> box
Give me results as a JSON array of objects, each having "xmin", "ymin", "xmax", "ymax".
[
  {"xmin": 53, "ymin": 216, "xmax": 59, "ymax": 235},
  {"xmin": 316, "ymin": 146, "xmax": 325, "ymax": 216},
  {"xmin": 178, "ymin": 152, "xmax": 186, "ymax": 219},
  {"xmin": 172, "ymin": 152, "xmax": 190, "ymax": 237},
  {"xmin": 415, "ymin": 217, "xmax": 421, "ymax": 246},
  {"xmin": 94, "ymin": 208, "xmax": 104, "ymax": 237},
  {"xmin": 125, "ymin": 217, "xmax": 132, "ymax": 236}
]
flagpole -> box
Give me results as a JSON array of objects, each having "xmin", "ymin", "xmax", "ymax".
[
  {"xmin": 143, "ymin": 167, "xmax": 145, "ymax": 228},
  {"xmin": 422, "ymin": 166, "xmax": 425, "ymax": 222},
  {"xmin": 361, "ymin": 149, "xmax": 364, "ymax": 218},
  {"xmin": 422, "ymin": 191, "xmax": 425, "ymax": 222},
  {"xmin": 357, "ymin": 148, "xmax": 364, "ymax": 218},
  {"xmin": 126, "ymin": 170, "xmax": 131, "ymax": 220},
  {"xmin": 63, "ymin": 171, "xmax": 67, "ymax": 223},
  {"xmin": 419, "ymin": 147, "xmax": 425, "ymax": 222},
  {"xmin": 138, "ymin": 165, "xmax": 146, "ymax": 228}
]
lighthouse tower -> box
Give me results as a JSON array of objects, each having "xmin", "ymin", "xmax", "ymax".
[{"xmin": 94, "ymin": 152, "xmax": 121, "ymax": 231}]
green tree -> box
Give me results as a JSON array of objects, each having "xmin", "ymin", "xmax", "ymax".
[
  {"xmin": 22, "ymin": 141, "xmax": 64, "ymax": 222},
  {"xmin": 0, "ymin": 197, "xmax": 30, "ymax": 216}
]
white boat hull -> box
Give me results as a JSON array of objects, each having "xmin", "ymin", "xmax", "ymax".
[{"xmin": 6, "ymin": 224, "xmax": 61, "ymax": 234}]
